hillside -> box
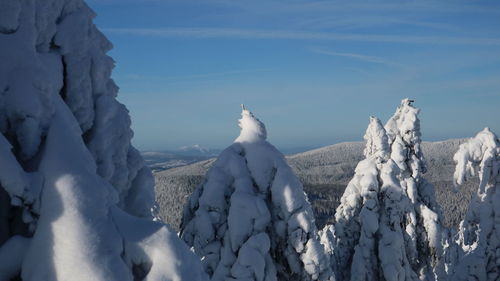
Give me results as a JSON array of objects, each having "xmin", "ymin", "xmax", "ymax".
[{"xmin": 154, "ymin": 139, "xmax": 477, "ymax": 230}]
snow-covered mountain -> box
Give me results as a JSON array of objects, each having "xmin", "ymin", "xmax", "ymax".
[
  {"xmin": 154, "ymin": 138, "xmax": 476, "ymax": 231},
  {"xmin": 177, "ymin": 144, "xmax": 221, "ymax": 157}
]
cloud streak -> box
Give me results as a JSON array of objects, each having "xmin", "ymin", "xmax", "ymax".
[
  {"xmin": 309, "ymin": 47, "xmax": 404, "ymax": 67},
  {"xmin": 103, "ymin": 27, "xmax": 500, "ymax": 46},
  {"xmin": 293, "ymin": 16, "xmax": 460, "ymax": 33},
  {"xmin": 124, "ymin": 68, "xmax": 273, "ymax": 82}
]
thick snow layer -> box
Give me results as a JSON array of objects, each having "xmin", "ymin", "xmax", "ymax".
[
  {"xmin": 324, "ymin": 100, "xmax": 447, "ymax": 281},
  {"xmin": 22, "ymin": 100, "xmax": 131, "ymax": 281},
  {"xmin": 451, "ymin": 128, "xmax": 500, "ymax": 281},
  {"xmin": 181, "ymin": 107, "xmax": 334, "ymax": 281},
  {"xmin": 0, "ymin": 135, "xmax": 28, "ymax": 199},
  {"xmin": 0, "ymin": 0, "xmax": 22, "ymax": 33},
  {"xmin": 0, "ymin": 236, "xmax": 30, "ymax": 281},
  {"xmin": 364, "ymin": 116, "xmax": 390, "ymax": 161},
  {"xmin": 384, "ymin": 99, "xmax": 447, "ymax": 280},
  {"xmin": 0, "ymin": 0, "xmax": 151, "ymax": 217},
  {"xmin": 234, "ymin": 104, "xmax": 267, "ymax": 143},
  {"xmin": 0, "ymin": 0, "xmax": 208, "ymax": 280},
  {"xmin": 112, "ymin": 207, "xmax": 208, "ymax": 281}
]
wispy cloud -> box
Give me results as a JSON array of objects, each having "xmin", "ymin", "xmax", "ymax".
[
  {"xmin": 309, "ymin": 47, "xmax": 404, "ymax": 67},
  {"xmin": 293, "ymin": 16, "xmax": 460, "ymax": 33},
  {"xmin": 123, "ymin": 68, "xmax": 273, "ymax": 83},
  {"xmin": 103, "ymin": 27, "xmax": 500, "ymax": 46}
]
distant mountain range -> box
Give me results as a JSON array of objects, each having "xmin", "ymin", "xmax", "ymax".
[
  {"xmin": 142, "ymin": 145, "xmax": 316, "ymax": 172},
  {"xmin": 141, "ymin": 145, "xmax": 221, "ymax": 172},
  {"xmin": 175, "ymin": 144, "xmax": 221, "ymax": 157}
]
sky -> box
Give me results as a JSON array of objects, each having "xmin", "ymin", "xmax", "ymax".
[{"xmin": 86, "ymin": 0, "xmax": 500, "ymax": 151}]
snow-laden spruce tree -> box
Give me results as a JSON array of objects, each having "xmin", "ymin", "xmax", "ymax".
[
  {"xmin": 0, "ymin": 1, "xmax": 207, "ymax": 280},
  {"xmin": 323, "ymin": 99, "xmax": 446, "ymax": 281},
  {"xmin": 326, "ymin": 116, "xmax": 387, "ymax": 280},
  {"xmin": 384, "ymin": 99, "xmax": 447, "ymax": 280},
  {"xmin": 325, "ymin": 116, "xmax": 419, "ymax": 281},
  {"xmin": 180, "ymin": 106, "xmax": 334, "ymax": 281},
  {"xmin": 451, "ymin": 128, "xmax": 500, "ymax": 281}
]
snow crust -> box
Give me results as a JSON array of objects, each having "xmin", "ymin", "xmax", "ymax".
[
  {"xmin": 181, "ymin": 107, "xmax": 334, "ymax": 281},
  {"xmin": 450, "ymin": 128, "xmax": 500, "ymax": 281},
  {"xmin": 0, "ymin": 1, "xmax": 208, "ymax": 280}
]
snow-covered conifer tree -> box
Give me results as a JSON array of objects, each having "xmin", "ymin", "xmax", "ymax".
[
  {"xmin": 181, "ymin": 106, "xmax": 334, "ymax": 281},
  {"xmin": 325, "ymin": 99, "xmax": 446, "ymax": 281},
  {"xmin": 0, "ymin": 1, "xmax": 207, "ymax": 280},
  {"xmin": 327, "ymin": 116, "xmax": 418, "ymax": 281},
  {"xmin": 384, "ymin": 99, "xmax": 447, "ymax": 280},
  {"xmin": 451, "ymin": 128, "xmax": 500, "ymax": 281},
  {"xmin": 328, "ymin": 116, "xmax": 388, "ymax": 280}
]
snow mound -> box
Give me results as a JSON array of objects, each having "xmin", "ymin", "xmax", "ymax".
[{"xmin": 181, "ymin": 107, "xmax": 334, "ymax": 281}]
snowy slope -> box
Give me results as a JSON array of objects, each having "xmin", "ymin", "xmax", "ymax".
[
  {"xmin": 155, "ymin": 139, "xmax": 476, "ymax": 230},
  {"xmin": 0, "ymin": 1, "xmax": 207, "ymax": 280}
]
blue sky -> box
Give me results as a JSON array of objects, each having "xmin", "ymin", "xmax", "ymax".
[{"xmin": 86, "ymin": 0, "xmax": 500, "ymax": 151}]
